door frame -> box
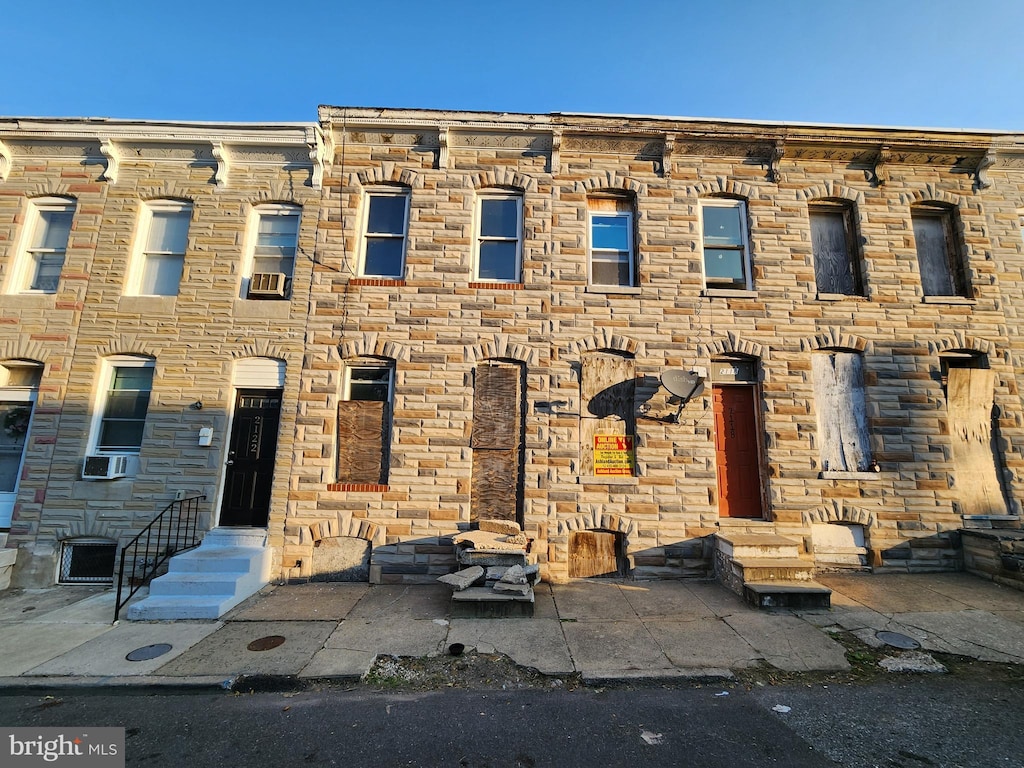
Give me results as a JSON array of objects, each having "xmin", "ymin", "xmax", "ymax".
[
  {"xmin": 0, "ymin": 389, "xmax": 36, "ymax": 528},
  {"xmin": 215, "ymin": 387, "xmax": 283, "ymax": 528}
]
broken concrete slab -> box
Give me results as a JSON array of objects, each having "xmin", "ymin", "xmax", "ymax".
[
  {"xmin": 155, "ymin": 620, "xmax": 335, "ymax": 677},
  {"xmin": 498, "ymin": 564, "xmax": 527, "ymax": 585},
  {"xmin": 478, "ymin": 520, "xmax": 522, "ymax": 536},
  {"xmin": 447, "ymin": 617, "xmax": 573, "ymax": 676},
  {"xmin": 26, "ymin": 621, "xmax": 221, "ymax": 677},
  {"xmin": 897, "ymin": 610, "xmax": 1024, "ymax": 662},
  {"xmin": 299, "ymin": 647, "xmax": 377, "ymax": 680},
  {"xmin": 492, "ymin": 582, "xmax": 531, "ymax": 596},
  {"xmin": 438, "ymin": 566, "xmax": 485, "ymax": 591},
  {"xmin": 322, "ymin": 618, "xmax": 448, "ymax": 657},
  {"xmin": 879, "ymin": 651, "xmax": 947, "ymax": 673},
  {"xmin": 724, "ymin": 613, "xmax": 850, "ymax": 672},
  {"xmin": 227, "ymin": 583, "xmax": 370, "ymax": 621}
]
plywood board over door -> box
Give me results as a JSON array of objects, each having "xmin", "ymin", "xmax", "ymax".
[
  {"xmin": 471, "ymin": 363, "xmax": 523, "ymax": 524},
  {"xmin": 947, "ymin": 368, "xmax": 1007, "ymax": 516},
  {"xmin": 580, "ymin": 352, "xmax": 635, "ymax": 475}
]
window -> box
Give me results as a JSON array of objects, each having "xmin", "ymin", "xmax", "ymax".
[
  {"xmin": 58, "ymin": 539, "xmax": 116, "ymax": 584},
  {"xmin": 588, "ymin": 197, "xmax": 636, "ymax": 287},
  {"xmin": 247, "ymin": 205, "xmax": 300, "ymax": 298},
  {"xmin": 131, "ymin": 202, "xmax": 191, "ymax": 296},
  {"xmin": 811, "ymin": 351, "xmax": 872, "ymax": 473},
  {"xmin": 809, "ymin": 201, "xmax": 863, "ymax": 296},
  {"xmin": 11, "ymin": 198, "xmax": 75, "ymax": 293},
  {"xmin": 475, "ymin": 194, "xmax": 523, "ymax": 282},
  {"xmin": 700, "ymin": 199, "xmax": 751, "ymax": 289},
  {"xmin": 0, "ymin": 361, "xmax": 42, "ymax": 528},
  {"xmin": 95, "ymin": 358, "xmax": 154, "ymax": 453},
  {"xmin": 361, "ymin": 191, "xmax": 409, "ymax": 278},
  {"xmin": 337, "ymin": 365, "xmax": 393, "ymax": 484},
  {"xmin": 912, "ymin": 204, "xmax": 969, "ymax": 297}
]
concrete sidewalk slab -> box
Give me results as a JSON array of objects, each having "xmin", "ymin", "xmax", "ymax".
[
  {"xmin": 298, "ymin": 647, "xmax": 377, "ymax": 680},
  {"xmin": 724, "ymin": 613, "xmax": 850, "ymax": 672},
  {"xmin": 227, "ymin": 583, "xmax": 370, "ymax": 622},
  {"xmin": 820, "ymin": 574, "xmax": 970, "ymax": 613},
  {"xmin": 0, "ymin": 622, "xmax": 113, "ymax": 676},
  {"xmin": 323, "ymin": 618, "xmax": 449, "ymax": 657},
  {"xmin": 155, "ymin": 620, "xmax": 335, "ymax": 677},
  {"xmin": 25, "ymin": 621, "xmax": 222, "ymax": 677},
  {"xmin": 897, "ymin": 610, "xmax": 1024, "ymax": 663},
  {"xmin": 531, "ymin": 584, "xmax": 558, "ymax": 620},
  {"xmin": 447, "ymin": 617, "xmax": 573, "ymax": 676},
  {"xmin": 562, "ymin": 619, "xmax": 673, "ymax": 677},
  {"xmin": 551, "ymin": 582, "xmax": 637, "ymax": 621},
  {"xmin": 916, "ymin": 573, "xmax": 1024, "ymax": 612},
  {"xmin": 0, "ymin": 586, "xmax": 107, "ymax": 621},
  {"xmin": 23, "ymin": 589, "xmax": 118, "ymax": 623},
  {"xmin": 347, "ymin": 585, "xmax": 450, "ymax": 620},
  {"xmin": 684, "ymin": 581, "xmax": 748, "ymax": 615},
  {"xmin": 645, "ymin": 617, "xmax": 761, "ymax": 670},
  {"xmin": 618, "ymin": 581, "xmax": 718, "ymax": 620}
]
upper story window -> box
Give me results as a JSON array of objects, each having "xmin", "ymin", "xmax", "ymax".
[
  {"xmin": 93, "ymin": 357, "xmax": 155, "ymax": 453},
  {"xmin": 475, "ymin": 193, "xmax": 523, "ymax": 282},
  {"xmin": 129, "ymin": 201, "xmax": 191, "ymax": 296},
  {"xmin": 700, "ymin": 199, "xmax": 751, "ymax": 290},
  {"xmin": 10, "ymin": 197, "xmax": 75, "ymax": 294},
  {"xmin": 809, "ymin": 201, "xmax": 863, "ymax": 296},
  {"xmin": 360, "ymin": 190, "xmax": 410, "ymax": 278},
  {"xmin": 246, "ymin": 204, "xmax": 300, "ymax": 299},
  {"xmin": 912, "ymin": 203, "xmax": 970, "ymax": 298},
  {"xmin": 588, "ymin": 196, "xmax": 636, "ymax": 287}
]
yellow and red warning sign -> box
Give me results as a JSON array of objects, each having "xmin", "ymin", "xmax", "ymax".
[{"xmin": 594, "ymin": 434, "xmax": 635, "ymax": 475}]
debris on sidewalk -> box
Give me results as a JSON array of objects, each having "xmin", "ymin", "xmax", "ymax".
[{"xmin": 879, "ymin": 652, "xmax": 948, "ymax": 674}]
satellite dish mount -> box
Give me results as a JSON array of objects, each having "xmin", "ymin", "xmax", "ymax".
[{"xmin": 660, "ymin": 369, "xmax": 706, "ymax": 423}]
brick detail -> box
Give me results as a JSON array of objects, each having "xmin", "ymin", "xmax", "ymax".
[{"xmin": 326, "ymin": 483, "xmax": 389, "ymax": 492}]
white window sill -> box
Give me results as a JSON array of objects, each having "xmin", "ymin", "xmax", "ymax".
[
  {"xmin": 585, "ymin": 285, "xmax": 641, "ymax": 295},
  {"xmin": 704, "ymin": 288, "xmax": 756, "ymax": 298},
  {"xmin": 820, "ymin": 471, "xmax": 883, "ymax": 480},
  {"xmin": 3, "ymin": 293, "xmax": 55, "ymax": 304},
  {"xmin": 817, "ymin": 293, "xmax": 867, "ymax": 302},
  {"xmin": 922, "ymin": 295, "xmax": 976, "ymax": 305},
  {"xmin": 119, "ymin": 295, "xmax": 176, "ymax": 313},
  {"xmin": 578, "ymin": 475, "xmax": 638, "ymax": 485}
]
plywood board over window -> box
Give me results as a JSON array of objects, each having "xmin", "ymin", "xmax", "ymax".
[
  {"xmin": 811, "ymin": 352, "xmax": 872, "ymax": 472},
  {"xmin": 580, "ymin": 352, "xmax": 636, "ymax": 476},
  {"xmin": 337, "ymin": 400, "xmax": 386, "ymax": 484},
  {"xmin": 471, "ymin": 363, "xmax": 523, "ymax": 523},
  {"xmin": 810, "ymin": 203, "xmax": 861, "ymax": 295},
  {"xmin": 947, "ymin": 367, "xmax": 1007, "ymax": 516}
]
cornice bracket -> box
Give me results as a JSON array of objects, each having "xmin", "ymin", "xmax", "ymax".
[
  {"xmin": 211, "ymin": 141, "xmax": 229, "ymax": 186},
  {"xmin": 868, "ymin": 146, "xmax": 891, "ymax": 187},
  {"xmin": 766, "ymin": 140, "xmax": 785, "ymax": 182},
  {"xmin": 308, "ymin": 126, "xmax": 329, "ymax": 189},
  {"xmin": 437, "ymin": 127, "xmax": 450, "ymax": 170},
  {"xmin": 549, "ymin": 128, "xmax": 563, "ymax": 175},
  {"xmin": 99, "ymin": 138, "xmax": 120, "ymax": 184},
  {"xmin": 0, "ymin": 139, "xmax": 10, "ymax": 182},
  {"xmin": 975, "ymin": 149, "xmax": 996, "ymax": 190},
  {"xmin": 661, "ymin": 133, "xmax": 676, "ymax": 179}
]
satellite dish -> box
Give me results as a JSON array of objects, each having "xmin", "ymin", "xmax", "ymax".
[{"xmin": 661, "ymin": 369, "xmax": 705, "ymax": 401}]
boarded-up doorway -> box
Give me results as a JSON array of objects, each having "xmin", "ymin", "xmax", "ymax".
[
  {"xmin": 471, "ymin": 362, "xmax": 525, "ymax": 525},
  {"xmin": 569, "ymin": 530, "xmax": 625, "ymax": 578},
  {"xmin": 946, "ymin": 364, "xmax": 1008, "ymax": 516}
]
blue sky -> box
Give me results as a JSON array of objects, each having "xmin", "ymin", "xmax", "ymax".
[{"xmin": 6, "ymin": 1, "xmax": 1023, "ymax": 130}]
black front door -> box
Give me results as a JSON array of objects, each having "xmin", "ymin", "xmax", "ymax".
[{"xmin": 219, "ymin": 389, "xmax": 282, "ymax": 527}]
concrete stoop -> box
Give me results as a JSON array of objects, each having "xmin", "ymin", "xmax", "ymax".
[
  {"xmin": 0, "ymin": 546, "xmax": 17, "ymax": 591},
  {"xmin": 126, "ymin": 528, "xmax": 272, "ymax": 620},
  {"xmin": 715, "ymin": 531, "xmax": 831, "ymax": 609}
]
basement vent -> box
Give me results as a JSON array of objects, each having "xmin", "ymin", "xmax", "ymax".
[{"xmin": 58, "ymin": 539, "xmax": 117, "ymax": 584}]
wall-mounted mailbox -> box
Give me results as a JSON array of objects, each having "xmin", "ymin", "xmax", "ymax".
[{"xmin": 198, "ymin": 427, "xmax": 213, "ymax": 447}]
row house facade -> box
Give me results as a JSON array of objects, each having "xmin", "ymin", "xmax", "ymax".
[{"xmin": 2, "ymin": 108, "xmax": 1024, "ymax": 602}]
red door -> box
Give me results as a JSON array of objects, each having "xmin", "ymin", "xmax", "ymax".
[{"xmin": 713, "ymin": 385, "xmax": 764, "ymax": 519}]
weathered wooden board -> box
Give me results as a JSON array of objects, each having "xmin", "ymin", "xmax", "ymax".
[
  {"xmin": 811, "ymin": 208, "xmax": 857, "ymax": 295},
  {"xmin": 948, "ymin": 367, "xmax": 1007, "ymax": 516},
  {"xmin": 337, "ymin": 400, "xmax": 385, "ymax": 484},
  {"xmin": 471, "ymin": 448, "xmax": 518, "ymax": 523},
  {"xmin": 568, "ymin": 531, "xmax": 620, "ymax": 578},
  {"xmin": 471, "ymin": 364, "xmax": 521, "ymax": 450},
  {"xmin": 581, "ymin": 353, "xmax": 635, "ymax": 475},
  {"xmin": 812, "ymin": 352, "xmax": 871, "ymax": 472},
  {"xmin": 913, "ymin": 213, "xmax": 956, "ymax": 296}
]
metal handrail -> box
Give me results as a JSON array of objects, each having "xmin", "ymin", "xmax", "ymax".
[{"xmin": 113, "ymin": 495, "xmax": 205, "ymax": 622}]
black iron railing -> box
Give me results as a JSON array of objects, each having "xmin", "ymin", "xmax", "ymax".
[{"xmin": 113, "ymin": 495, "xmax": 205, "ymax": 622}]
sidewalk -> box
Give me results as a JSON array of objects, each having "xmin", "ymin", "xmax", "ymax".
[{"xmin": 1, "ymin": 572, "xmax": 1023, "ymax": 689}]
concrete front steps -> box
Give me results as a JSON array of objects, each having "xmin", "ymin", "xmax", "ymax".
[
  {"xmin": 126, "ymin": 528, "xmax": 272, "ymax": 620},
  {"xmin": 715, "ymin": 531, "xmax": 831, "ymax": 609}
]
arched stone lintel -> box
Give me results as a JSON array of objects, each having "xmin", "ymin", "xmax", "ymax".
[
  {"xmin": 339, "ymin": 335, "xmax": 410, "ymax": 362},
  {"xmin": 800, "ymin": 330, "xmax": 870, "ymax": 353},
  {"xmin": 564, "ymin": 330, "xmax": 643, "ymax": 360},
  {"xmin": 795, "ymin": 182, "xmax": 865, "ymax": 205},
  {"xmin": 466, "ymin": 335, "xmax": 539, "ymax": 366},
  {"xmin": 928, "ymin": 332, "xmax": 995, "ymax": 357},
  {"xmin": 687, "ymin": 176, "xmax": 761, "ymax": 201},
  {"xmin": 556, "ymin": 510, "xmax": 638, "ymax": 540},
  {"xmin": 471, "ymin": 169, "xmax": 538, "ymax": 193},
  {"xmin": 899, "ymin": 185, "xmax": 964, "ymax": 208},
  {"xmin": 802, "ymin": 502, "xmax": 875, "ymax": 528},
  {"xmin": 698, "ymin": 333, "xmax": 765, "ymax": 361},
  {"xmin": 576, "ymin": 172, "xmax": 647, "ymax": 197},
  {"xmin": 305, "ymin": 515, "xmax": 385, "ymax": 548},
  {"xmin": 352, "ymin": 163, "xmax": 423, "ymax": 189}
]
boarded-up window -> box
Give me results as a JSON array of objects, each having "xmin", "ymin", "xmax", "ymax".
[
  {"xmin": 811, "ymin": 352, "xmax": 872, "ymax": 472},
  {"xmin": 471, "ymin": 363, "xmax": 523, "ymax": 523},
  {"xmin": 947, "ymin": 367, "xmax": 1007, "ymax": 516},
  {"xmin": 810, "ymin": 202, "xmax": 862, "ymax": 295},
  {"xmin": 580, "ymin": 352, "xmax": 636, "ymax": 475},
  {"xmin": 912, "ymin": 205, "xmax": 968, "ymax": 297},
  {"xmin": 338, "ymin": 366, "xmax": 392, "ymax": 484}
]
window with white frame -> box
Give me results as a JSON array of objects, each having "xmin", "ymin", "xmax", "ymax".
[
  {"xmin": 361, "ymin": 190, "xmax": 409, "ymax": 278},
  {"xmin": 246, "ymin": 204, "xmax": 300, "ymax": 299},
  {"xmin": 475, "ymin": 193, "xmax": 523, "ymax": 282},
  {"xmin": 10, "ymin": 198, "xmax": 75, "ymax": 294},
  {"xmin": 700, "ymin": 199, "xmax": 751, "ymax": 289},
  {"xmin": 94, "ymin": 357, "xmax": 155, "ymax": 453},
  {"xmin": 130, "ymin": 202, "xmax": 191, "ymax": 296},
  {"xmin": 588, "ymin": 196, "xmax": 636, "ymax": 287}
]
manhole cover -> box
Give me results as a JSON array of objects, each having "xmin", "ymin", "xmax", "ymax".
[
  {"xmin": 876, "ymin": 630, "xmax": 921, "ymax": 650},
  {"xmin": 247, "ymin": 635, "xmax": 286, "ymax": 652},
  {"xmin": 126, "ymin": 643, "xmax": 173, "ymax": 662}
]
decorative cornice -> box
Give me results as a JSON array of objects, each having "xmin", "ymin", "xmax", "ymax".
[
  {"xmin": 0, "ymin": 139, "xmax": 10, "ymax": 181},
  {"xmin": 99, "ymin": 139, "xmax": 119, "ymax": 183},
  {"xmin": 975, "ymin": 149, "xmax": 996, "ymax": 190},
  {"xmin": 309, "ymin": 126, "xmax": 329, "ymax": 189},
  {"xmin": 550, "ymin": 128, "xmax": 562, "ymax": 174},
  {"xmin": 661, "ymin": 133, "xmax": 675, "ymax": 179},
  {"xmin": 868, "ymin": 146, "xmax": 892, "ymax": 186},
  {"xmin": 767, "ymin": 140, "xmax": 785, "ymax": 183},
  {"xmin": 438, "ymin": 126, "xmax": 450, "ymax": 170},
  {"xmin": 211, "ymin": 141, "xmax": 229, "ymax": 186}
]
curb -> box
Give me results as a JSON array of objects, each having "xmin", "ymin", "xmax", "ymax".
[{"xmin": 0, "ymin": 675, "xmax": 236, "ymax": 695}]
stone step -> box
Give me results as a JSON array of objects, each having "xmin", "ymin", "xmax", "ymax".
[
  {"xmin": 731, "ymin": 557, "xmax": 816, "ymax": 583},
  {"xmin": 147, "ymin": 570, "xmax": 266, "ymax": 597},
  {"xmin": 201, "ymin": 528, "xmax": 268, "ymax": 549},
  {"xmin": 743, "ymin": 580, "xmax": 832, "ymax": 610},
  {"xmin": 167, "ymin": 547, "xmax": 269, "ymax": 575},
  {"xmin": 715, "ymin": 533, "xmax": 801, "ymax": 560},
  {"xmin": 126, "ymin": 594, "xmax": 240, "ymax": 621},
  {"xmin": 450, "ymin": 586, "xmax": 535, "ymax": 618}
]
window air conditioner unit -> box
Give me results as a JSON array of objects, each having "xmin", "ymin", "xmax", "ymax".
[
  {"xmin": 82, "ymin": 454, "xmax": 129, "ymax": 480},
  {"xmin": 248, "ymin": 272, "xmax": 287, "ymax": 298}
]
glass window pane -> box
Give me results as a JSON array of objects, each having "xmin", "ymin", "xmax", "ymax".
[
  {"xmin": 702, "ymin": 205, "xmax": 743, "ymax": 246},
  {"xmin": 104, "ymin": 391, "xmax": 152, "ymax": 420},
  {"xmin": 258, "ymin": 213, "xmax": 299, "ymax": 237},
  {"xmin": 363, "ymin": 237, "xmax": 404, "ymax": 277},
  {"xmin": 256, "ymin": 214, "xmax": 299, "ymax": 257},
  {"xmin": 591, "ymin": 215, "xmax": 630, "ymax": 250},
  {"xmin": 33, "ymin": 210, "xmax": 73, "ymax": 249},
  {"xmin": 480, "ymin": 199, "xmax": 519, "ymax": 238},
  {"xmin": 367, "ymin": 195, "xmax": 407, "ymax": 235},
  {"xmin": 478, "ymin": 241, "xmax": 519, "ymax": 281},
  {"xmin": 704, "ymin": 248, "xmax": 745, "ymax": 282},
  {"xmin": 140, "ymin": 254, "xmax": 184, "ymax": 295},
  {"xmin": 31, "ymin": 254, "xmax": 64, "ymax": 292},
  {"xmin": 98, "ymin": 420, "xmax": 145, "ymax": 450},
  {"xmin": 112, "ymin": 367, "xmax": 154, "ymax": 391},
  {"xmin": 147, "ymin": 210, "xmax": 190, "ymax": 253},
  {"xmin": 349, "ymin": 369, "xmax": 390, "ymax": 401},
  {"xmin": 0, "ymin": 401, "xmax": 32, "ymax": 491},
  {"xmin": 253, "ymin": 256, "xmax": 294, "ymax": 276},
  {"xmin": 592, "ymin": 255, "xmax": 632, "ymax": 286}
]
